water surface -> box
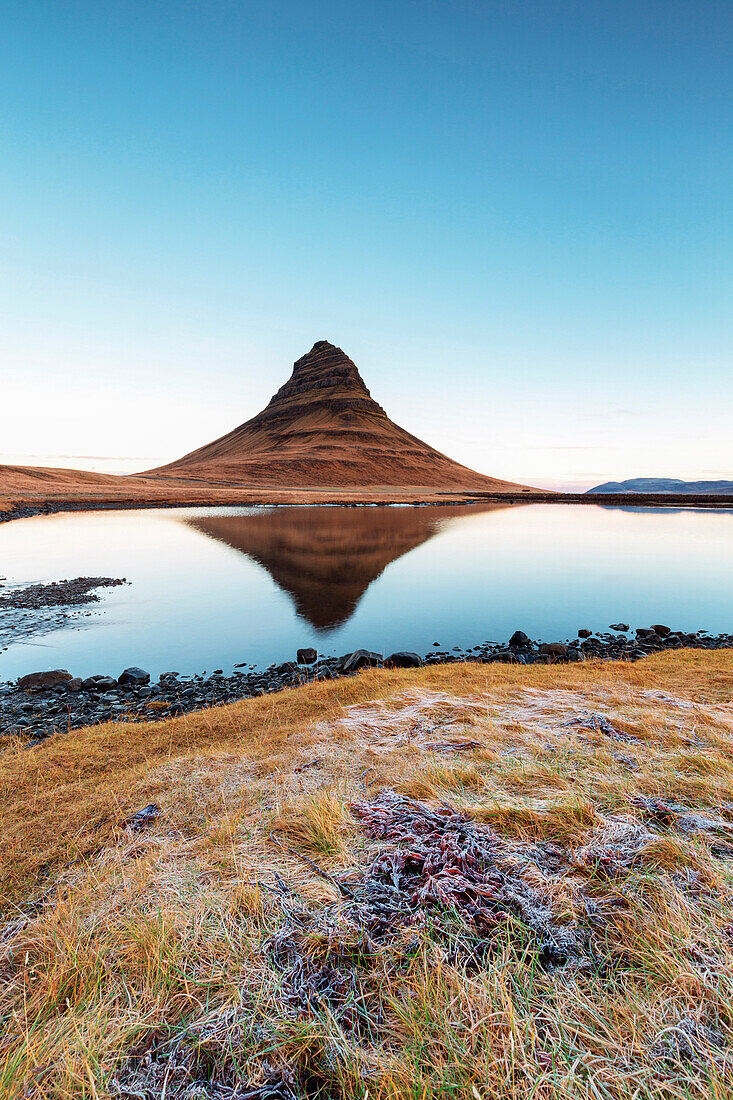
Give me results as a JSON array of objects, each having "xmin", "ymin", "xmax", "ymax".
[{"xmin": 1, "ymin": 503, "xmax": 731, "ymax": 680}]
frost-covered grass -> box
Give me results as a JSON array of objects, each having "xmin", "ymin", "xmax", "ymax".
[{"xmin": 2, "ymin": 650, "xmax": 733, "ymax": 1098}]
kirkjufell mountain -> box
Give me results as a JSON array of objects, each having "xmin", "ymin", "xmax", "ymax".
[{"xmin": 152, "ymin": 341, "xmax": 527, "ymax": 491}]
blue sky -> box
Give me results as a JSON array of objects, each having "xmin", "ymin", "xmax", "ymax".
[{"xmin": 2, "ymin": 0, "xmax": 731, "ymax": 488}]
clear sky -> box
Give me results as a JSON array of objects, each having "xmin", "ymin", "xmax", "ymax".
[{"xmin": 2, "ymin": 0, "xmax": 731, "ymax": 489}]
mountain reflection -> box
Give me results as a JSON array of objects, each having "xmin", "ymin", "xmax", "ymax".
[{"xmin": 185, "ymin": 503, "xmax": 515, "ymax": 631}]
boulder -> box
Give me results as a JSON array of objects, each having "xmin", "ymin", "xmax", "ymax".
[
  {"xmin": 508, "ymin": 631, "xmax": 532, "ymax": 648},
  {"xmin": 577, "ymin": 629, "xmax": 592, "ymax": 638},
  {"xmin": 539, "ymin": 642, "xmax": 568, "ymax": 657},
  {"xmin": 276, "ymin": 662, "xmax": 299, "ymax": 676},
  {"xmin": 18, "ymin": 669, "xmax": 73, "ymax": 690},
  {"xmin": 336, "ymin": 650, "xmax": 384, "ymax": 674},
  {"xmin": 385, "ymin": 651, "xmax": 423, "ymax": 668},
  {"xmin": 66, "ymin": 678, "xmax": 83, "ymax": 692},
  {"xmin": 651, "ymin": 624, "xmax": 671, "ymax": 636},
  {"xmin": 118, "ymin": 666, "xmax": 151, "ymax": 686},
  {"xmin": 494, "ymin": 650, "xmax": 520, "ymax": 663},
  {"xmin": 82, "ymin": 675, "xmax": 117, "ymax": 692},
  {"xmin": 610, "ymin": 623, "xmax": 630, "ymax": 632},
  {"xmin": 296, "ymin": 648, "xmax": 318, "ymax": 665}
]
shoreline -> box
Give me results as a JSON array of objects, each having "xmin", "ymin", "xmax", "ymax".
[
  {"xmin": 3, "ymin": 489, "xmax": 733, "ymax": 525},
  {"xmin": 3, "ymin": 623, "xmax": 732, "ymax": 743}
]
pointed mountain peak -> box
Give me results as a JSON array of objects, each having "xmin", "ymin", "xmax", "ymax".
[
  {"xmin": 273, "ymin": 340, "xmax": 372, "ymax": 403},
  {"xmin": 153, "ymin": 340, "xmax": 527, "ymax": 493}
]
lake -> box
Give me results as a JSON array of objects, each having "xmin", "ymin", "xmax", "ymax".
[{"xmin": 1, "ymin": 502, "xmax": 732, "ymax": 681}]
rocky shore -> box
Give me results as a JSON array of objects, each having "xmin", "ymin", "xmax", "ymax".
[
  {"xmin": 0, "ymin": 576, "xmax": 129, "ymax": 650},
  {"xmin": 2, "ymin": 623, "xmax": 732, "ymax": 744}
]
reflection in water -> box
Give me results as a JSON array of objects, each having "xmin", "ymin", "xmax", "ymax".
[
  {"xmin": 186, "ymin": 503, "xmax": 513, "ymax": 630},
  {"xmin": 1, "ymin": 503, "xmax": 732, "ymax": 681}
]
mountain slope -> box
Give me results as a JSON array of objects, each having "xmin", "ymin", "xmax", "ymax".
[{"xmin": 151, "ymin": 341, "xmax": 528, "ymax": 492}]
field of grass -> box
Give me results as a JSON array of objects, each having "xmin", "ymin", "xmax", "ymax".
[
  {"xmin": 2, "ymin": 650, "xmax": 733, "ymax": 1098},
  {"xmin": 0, "ymin": 464, "xmax": 507, "ymax": 520}
]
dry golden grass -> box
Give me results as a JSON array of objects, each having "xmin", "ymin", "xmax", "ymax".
[
  {"xmin": 0, "ymin": 462, "xmax": 522, "ymax": 518},
  {"xmin": 1, "ymin": 649, "xmax": 733, "ymax": 1098}
]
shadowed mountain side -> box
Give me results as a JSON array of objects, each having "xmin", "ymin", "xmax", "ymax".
[
  {"xmin": 152, "ymin": 341, "xmax": 529, "ymax": 492},
  {"xmin": 185, "ymin": 502, "xmax": 515, "ymax": 630}
]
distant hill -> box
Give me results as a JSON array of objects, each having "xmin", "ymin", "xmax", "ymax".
[
  {"xmin": 588, "ymin": 478, "xmax": 733, "ymax": 495},
  {"xmin": 151, "ymin": 340, "xmax": 530, "ymax": 492}
]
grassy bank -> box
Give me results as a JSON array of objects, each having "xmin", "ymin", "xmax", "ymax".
[
  {"xmin": 2, "ymin": 650, "xmax": 733, "ymax": 1098},
  {"xmin": 0, "ymin": 465, "xmax": 512, "ymax": 521},
  {"xmin": 3, "ymin": 465, "xmax": 732, "ymax": 523}
]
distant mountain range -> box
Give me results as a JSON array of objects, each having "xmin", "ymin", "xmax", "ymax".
[{"xmin": 588, "ymin": 478, "xmax": 733, "ymax": 495}]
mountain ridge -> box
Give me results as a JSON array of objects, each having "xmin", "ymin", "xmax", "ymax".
[{"xmin": 588, "ymin": 477, "xmax": 733, "ymax": 495}]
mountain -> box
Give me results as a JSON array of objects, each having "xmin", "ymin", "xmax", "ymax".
[
  {"xmin": 588, "ymin": 478, "xmax": 733, "ymax": 495},
  {"xmin": 151, "ymin": 341, "xmax": 528, "ymax": 492},
  {"xmin": 185, "ymin": 501, "xmax": 514, "ymax": 630}
]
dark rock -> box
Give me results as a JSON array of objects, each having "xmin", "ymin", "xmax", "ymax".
[
  {"xmin": 385, "ymin": 651, "xmax": 423, "ymax": 668},
  {"xmin": 276, "ymin": 662, "xmax": 299, "ymax": 676},
  {"xmin": 495, "ymin": 650, "xmax": 519, "ymax": 663},
  {"xmin": 577, "ymin": 629, "xmax": 592, "ymax": 639},
  {"xmin": 539, "ymin": 642, "xmax": 568, "ymax": 657},
  {"xmin": 336, "ymin": 649, "xmax": 384, "ymax": 673},
  {"xmin": 82, "ymin": 675, "xmax": 118, "ymax": 692},
  {"xmin": 122, "ymin": 803, "xmax": 161, "ymax": 831},
  {"xmin": 610, "ymin": 623, "xmax": 630, "ymax": 632},
  {"xmin": 651, "ymin": 624, "xmax": 671, "ymax": 636},
  {"xmin": 18, "ymin": 669, "xmax": 73, "ymax": 690},
  {"xmin": 297, "ymin": 647, "xmax": 318, "ymax": 665},
  {"xmin": 66, "ymin": 678, "xmax": 83, "ymax": 692},
  {"xmin": 118, "ymin": 666, "xmax": 150, "ymax": 686},
  {"xmin": 508, "ymin": 631, "xmax": 532, "ymax": 648}
]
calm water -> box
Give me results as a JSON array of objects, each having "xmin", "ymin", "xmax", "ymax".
[{"xmin": 1, "ymin": 503, "xmax": 732, "ymax": 680}]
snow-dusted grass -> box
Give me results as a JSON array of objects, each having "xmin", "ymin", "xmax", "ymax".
[{"xmin": 2, "ymin": 649, "xmax": 733, "ymax": 1098}]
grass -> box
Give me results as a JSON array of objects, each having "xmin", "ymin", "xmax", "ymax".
[{"xmin": 1, "ymin": 648, "xmax": 733, "ymax": 1098}]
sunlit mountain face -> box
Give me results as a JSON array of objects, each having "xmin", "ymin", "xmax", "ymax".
[{"xmin": 152, "ymin": 341, "xmax": 528, "ymax": 493}]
